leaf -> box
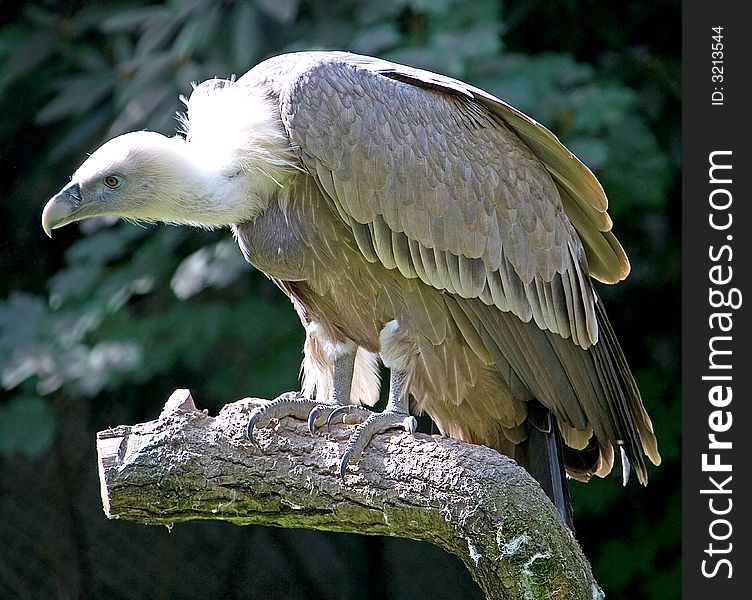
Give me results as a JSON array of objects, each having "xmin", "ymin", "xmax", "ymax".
[
  {"xmin": 231, "ymin": 1, "xmax": 262, "ymax": 71},
  {"xmin": 598, "ymin": 116, "xmax": 671, "ymax": 213},
  {"xmin": 351, "ymin": 24, "xmax": 401, "ymax": 56},
  {"xmin": 172, "ymin": 5, "xmax": 222, "ymax": 57},
  {"xmin": 256, "ymin": 0, "xmax": 299, "ymax": 24},
  {"xmin": 133, "ymin": 11, "xmax": 183, "ymax": 58},
  {"xmin": 47, "ymin": 105, "xmax": 113, "ymax": 163},
  {"xmin": 564, "ymin": 137, "xmax": 609, "ymax": 171},
  {"xmin": 64, "ymin": 224, "xmax": 148, "ymax": 267},
  {"xmin": 109, "ymin": 84, "xmax": 174, "ymax": 135},
  {"xmin": 36, "ymin": 74, "xmax": 113, "ymax": 125},
  {"xmin": 116, "ymin": 51, "xmax": 175, "ymax": 107},
  {"xmin": 171, "ymin": 240, "xmax": 251, "ymax": 300},
  {"xmin": 74, "ymin": 340, "xmax": 143, "ymax": 396},
  {"xmin": 21, "ymin": 4, "xmax": 60, "ymax": 28},
  {"xmin": 99, "ymin": 5, "xmax": 169, "ymax": 33},
  {"xmin": 0, "ymin": 396, "xmax": 56, "ymax": 457},
  {"xmin": 0, "ymin": 29, "xmax": 58, "ymax": 89},
  {"xmin": 0, "ymin": 292, "xmax": 48, "ymax": 350},
  {"xmin": 412, "ymin": 0, "xmax": 455, "ymax": 16},
  {"xmin": 48, "ymin": 265, "xmax": 104, "ymax": 308}
]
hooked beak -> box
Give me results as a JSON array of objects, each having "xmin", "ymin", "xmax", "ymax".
[{"xmin": 42, "ymin": 182, "xmax": 83, "ymax": 237}]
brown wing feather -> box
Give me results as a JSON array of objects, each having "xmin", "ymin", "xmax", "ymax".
[
  {"xmin": 367, "ymin": 57, "xmax": 630, "ymax": 284},
  {"xmin": 266, "ymin": 52, "xmax": 659, "ymax": 480},
  {"xmin": 279, "ymin": 55, "xmax": 598, "ymax": 349}
]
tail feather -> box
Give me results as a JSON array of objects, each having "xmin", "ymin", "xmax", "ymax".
[{"xmin": 525, "ymin": 399, "xmax": 574, "ymax": 531}]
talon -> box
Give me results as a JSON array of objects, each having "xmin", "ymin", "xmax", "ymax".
[
  {"xmin": 307, "ymin": 409, "xmax": 319, "ymax": 434},
  {"xmin": 307, "ymin": 405, "xmax": 330, "ymax": 434},
  {"xmin": 339, "ymin": 440, "xmax": 365, "ymax": 478},
  {"xmin": 336, "ymin": 409, "xmax": 416, "ymax": 476},
  {"xmin": 327, "ymin": 406, "xmax": 348, "ymax": 429},
  {"xmin": 327, "ymin": 405, "xmax": 362, "ymax": 429},
  {"xmin": 245, "ymin": 393, "xmax": 327, "ymax": 442},
  {"xmin": 340, "ymin": 434, "xmax": 366, "ymax": 477},
  {"xmin": 404, "ymin": 416, "xmax": 417, "ymax": 433},
  {"xmin": 246, "ymin": 407, "xmax": 268, "ymax": 443},
  {"xmin": 247, "ymin": 416, "xmax": 257, "ymax": 443},
  {"xmin": 339, "ymin": 449, "xmax": 352, "ymax": 478}
]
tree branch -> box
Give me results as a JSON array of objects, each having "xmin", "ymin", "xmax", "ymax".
[{"xmin": 97, "ymin": 390, "xmax": 603, "ymax": 600}]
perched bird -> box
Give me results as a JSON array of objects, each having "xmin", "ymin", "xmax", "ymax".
[{"xmin": 42, "ymin": 51, "xmax": 660, "ymax": 528}]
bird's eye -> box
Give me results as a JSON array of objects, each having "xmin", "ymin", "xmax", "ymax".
[{"xmin": 104, "ymin": 175, "xmax": 121, "ymax": 189}]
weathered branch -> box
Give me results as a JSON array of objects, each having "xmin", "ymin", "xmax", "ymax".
[{"xmin": 97, "ymin": 390, "xmax": 603, "ymax": 600}]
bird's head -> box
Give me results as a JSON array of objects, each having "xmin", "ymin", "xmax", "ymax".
[
  {"xmin": 43, "ymin": 77, "xmax": 299, "ymax": 236},
  {"xmin": 42, "ymin": 128, "xmax": 279, "ymax": 236},
  {"xmin": 43, "ymin": 131, "xmax": 199, "ymax": 236}
]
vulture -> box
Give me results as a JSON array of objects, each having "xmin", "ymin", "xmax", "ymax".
[{"xmin": 42, "ymin": 51, "xmax": 660, "ymax": 528}]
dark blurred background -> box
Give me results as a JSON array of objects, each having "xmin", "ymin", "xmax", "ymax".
[{"xmin": 0, "ymin": 1, "xmax": 680, "ymax": 598}]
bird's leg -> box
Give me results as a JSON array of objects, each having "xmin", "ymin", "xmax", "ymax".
[
  {"xmin": 247, "ymin": 336, "xmax": 357, "ymax": 441},
  {"xmin": 336, "ymin": 368, "xmax": 417, "ymax": 477},
  {"xmin": 326, "ymin": 319, "xmax": 418, "ymax": 475},
  {"xmin": 331, "ymin": 348, "xmax": 355, "ymax": 404},
  {"xmin": 248, "ymin": 360, "xmax": 416, "ymax": 474},
  {"xmin": 249, "ymin": 319, "xmax": 418, "ymax": 477},
  {"xmin": 306, "ymin": 350, "xmax": 358, "ymax": 432}
]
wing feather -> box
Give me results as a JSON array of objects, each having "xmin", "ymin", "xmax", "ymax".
[
  {"xmin": 363, "ymin": 57, "xmax": 629, "ymax": 285},
  {"xmin": 371, "ymin": 214, "xmax": 397, "ymax": 270},
  {"xmin": 392, "ymin": 230, "xmax": 417, "ymax": 279},
  {"xmin": 279, "ymin": 57, "xmax": 602, "ymax": 346},
  {"xmin": 265, "ymin": 52, "xmax": 658, "ymax": 479},
  {"xmin": 350, "ymin": 221, "xmax": 378, "ymax": 262}
]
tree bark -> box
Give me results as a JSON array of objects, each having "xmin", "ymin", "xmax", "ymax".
[{"xmin": 97, "ymin": 389, "xmax": 603, "ymax": 600}]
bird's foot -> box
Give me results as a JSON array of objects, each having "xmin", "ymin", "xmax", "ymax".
[
  {"xmin": 334, "ymin": 407, "xmax": 417, "ymax": 477},
  {"xmin": 306, "ymin": 404, "xmax": 372, "ymax": 432},
  {"xmin": 247, "ymin": 393, "xmax": 417, "ymax": 478},
  {"xmin": 308, "ymin": 405, "xmax": 418, "ymax": 475},
  {"xmin": 247, "ymin": 392, "xmax": 331, "ymax": 441}
]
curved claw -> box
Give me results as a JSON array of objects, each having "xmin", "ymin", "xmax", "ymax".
[
  {"xmin": 246, "ymin": 392, "xmax": 321, "ymax": 443},
  {"xmin": 246, "ymin": 408, "xmax": 266, "ymax": 444},
  {"xmin": 340, "ymin": 447, "xmax": 355, "ymax": 478},
  {"xmin": 307, "ymin": 405, "xmax": 331, "ymax": 434},
  {"xmin": 338, "ymin": 427, "xmax": 370, "ymax": 478},
  {"xmin": 403, "ymin": 415, "xmax": 418, "ymax": 433},
  {"xmin": 326, "ymin": 405, "xmax": 370, "ymax": 429}
]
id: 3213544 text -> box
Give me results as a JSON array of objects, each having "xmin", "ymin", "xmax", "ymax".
[{"xmin": 711, "ymin": 26, "xmax": 724, "ymax": 106}]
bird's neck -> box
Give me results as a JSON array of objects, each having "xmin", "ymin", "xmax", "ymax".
[
  {"xmin": 160, "ymin": 139, "xmax": 283, "ymax": 228},
  {"xmin": 172, "ymin": 85, "xmax": 299, "ymax": 228}
]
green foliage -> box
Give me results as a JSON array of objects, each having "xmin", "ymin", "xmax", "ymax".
[
  {"xmin": 0, "ymin": 395, "xmax": 55, "ymax": 457},
  {"xmin": 0, "ymin": 0, "xmax": 680, "ymax": 597},
  {"xmin": 595, "ymin": 487, "xmax": 681, "ymax": 593},
  {"xmin": 1, "ymin": 221, "xmax": 300, "ymax": 402}
]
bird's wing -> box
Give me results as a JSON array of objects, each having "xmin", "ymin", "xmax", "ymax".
[
  {"xmin": 353, "ymin": 54, "xmax": 630, "ymax": 286},
  {"xmin": 278, "ymin": 54, "xmax": 604, "ymax": 349},
  {"xmin": 274, "ymin": 54, "xmax": 659, "ymax": 480}
]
